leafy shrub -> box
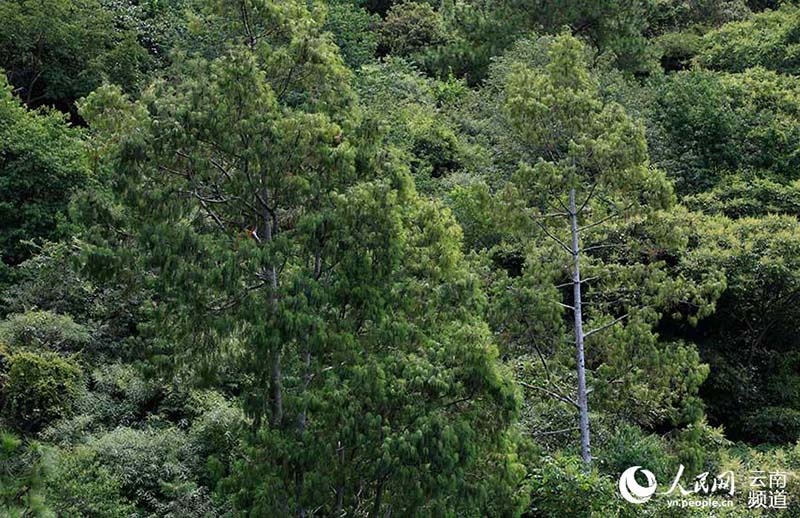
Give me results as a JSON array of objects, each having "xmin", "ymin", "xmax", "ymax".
[
  {"xmin": 685, "ymin": 175, "xmax": 800, "ymax": 218},
  {"xmin": 527, "ymin": 454, "xmax": 623, "ymax": 517},
  {"xmin": 77, "ymin": 363, "xmax": 160, "ymax": 427},
  {"xmin": 3, "ymin": 351, "xmax": 83, "ymax": 432},
  {"xmin": 0, "ymin": 431, "xmax": 52, "ymax": 515},
  {"xmin": 409, "ymin": 117, "xmax": 461, "ymax": 179},
  {"xmin": 0, "ymin": 311, "xmax": 90, "ymax": 353},
  {"xmin": 45, "ymin": 446, "xmax": 135, "ymax": 517},
  {"xmin": 324, "ymin": 2, "xmax": 379, "ymax": 69},
  {"xmin": 39, "ymin": 414, "xmax": 95, "ymax": 446},
  {"xmin": 0, "ymin": 0, "xmax": 152, "ymax": 109},
  {"xmin": 0, "ymin": 76, "xmax": 89, "ymax": 266},
  {"xmin": 654, "ymin": 67, "xmax": 800, "ymax": 193},
  {"xmin": 649, "ymin": 0, "xmax": 750, "ymax": 33},
  {"xmin": 700, "ymin": 5, "xmax": 800, "ymax": 74},
  {"xmin": 744, "ymin": 407, "xmax": 800, "ymax": 444},
  {"xmin": 189, "ymin": 395, "xmax": 246, "ymax": 487},
  {"xmin": 85, "ymin": 426, "xmax": 219, "ymax": 514},
  {"xmin": 0, "ymin": 243, "xmax": 95, "ymax": 321},
  {"xmin": 379, "ymin": 1, "xmax": 447, "ymax": 58},
  {"xmin": 598, "ymin": 423, "xmax": 675, "ymax": 482},
  {"xmin": 670, "ymin": 420, "xmax": 730, "ymax": 473}
]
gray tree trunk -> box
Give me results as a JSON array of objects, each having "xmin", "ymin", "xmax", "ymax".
[{"xmin": 569, "ymin": 188, "xmax": 591, "ymax": 464}]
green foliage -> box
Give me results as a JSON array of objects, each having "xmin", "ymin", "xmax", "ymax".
[
  {"xmin": 649, "ymin": 0, "xmax": 751, "ymax": 33},
  {"xmin": 685, "ymin": 174, "xmax": 800, "ymax": 217},
  {"xmin": 324, "ymin": 1, "xmax": 379, "ymax": 69},
  {"xmin": 75, "ymin": 1, "xmax": 524, "ymax": 515},
  {"xmin": 0, "ymin": 311, "xmax": 90, "ymax": 353},
  {"xmin": 537, "ymin": 0, "xmax": 658, "ymax": 74},
  {"xmin": 0, "ymin": 241, "xmax": 149, "ymax": 361},
  {"xmin": 700, "ymin": 5, "xmax": 800, "ymax": 74},
  {"xmin": 45, "ymin": 446, "xmax": 135, "ymax": 517},
  {"xmin": 0, "ymin": 75, "xmax": 89, "ymax": 268},
  {"xmin": 424, "ymin": 1, "xmax": 526, "ymax": 83},
  {"xmin": 2, "ymin": 0, "xmax": 800, "ymax": 513},
  {"xmin": 498, "ymin": 34, "xmax": 717, "ymax": 439},
  {"xmin": 528, "ymin": 454, "xmax": 623, "ymax": 517},
  {"xmin": 0, "ymin": 431, "xmax": 51, "ymax": 516},
  {"xmin": 355, "ymin": 59, "xmax": 473, "ymax": 191},
  {"xmin": 71, "ymin": 362, "xmax": 160, "ymax": 429},
  {"xmin": 653, "ymin": 67, "xmax": 800, "ymax": 193},
  {"xmin": 683, "ymin": 214, "xmax": 800, "ymax": 442},
  {"xmin": 710, "ymin": 443, "xmax": 800, "ymax": 513},
  {"xmin": 448, "ymin": 182, "xmax": 507, "ymax": 251},
  {"xmin": 379, "ymin": 1, "xmax": 448, "ymax": 62},
  {"xmin": 86, "ymin": 426, "xmax": 218, "ymax": 515},
  {"xmin": 597, "ymin": 423, "xmax": 675, "ymax": 481},
  {"xmin": 188, "ymin": 394, "xmax": 246, "ymax": 487},
  {"xmin": 744, "ymin": 407, "xmax": 800, "ymax": 444},
  {"xmin": 0, "ymin": 243, "xmax": 94, "ymax": 320},
  {"xmin": 654, "ymin": 30, "xmax": 705, "ymax": 70},
  {"xmin": 3, "ymin": 351, "xmax": 83, "ymax": 433},
  {"xmin": 503, "ymin": 33, "xmax": 663, "ymax": 199},
  {"xmin": 0, "ymin": 0, "xmax": 153, "ymax": 110}
]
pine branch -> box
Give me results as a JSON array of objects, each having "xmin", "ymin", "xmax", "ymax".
[
  {"xmin": 518, "ymin": 381, "xmax": 579, "ymax": 409},
  {"xmin": 534, "ymin": 219, "xmax": 573, "ymax": 254},
  {"xmin": 576, "ymin": 182, "xmax": 597, "ymax": 215},
  {"xmin": 533, "ymin": 426, "xmax": 580, "ymax": 438},
  {"xmin": 583, "ymin": 314, "xmax": 629, "ymax": 340}
]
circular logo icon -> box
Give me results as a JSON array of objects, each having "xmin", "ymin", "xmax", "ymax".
[{"xmin": 619, "ymin": 466, "xmax": 658, "ymax": 504}]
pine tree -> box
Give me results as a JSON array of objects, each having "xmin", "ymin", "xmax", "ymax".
[
  {"xmin": 78, "ymin": 1, "xmax": 524, "ymax": 514},
  {"xmin": 503, "ymin": 33, "xmax": 721, "ymax": 464}
]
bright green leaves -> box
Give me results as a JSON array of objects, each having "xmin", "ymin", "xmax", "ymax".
[
  {"xmin": 378, "ymin": 1, "xmax": 448, "ymax": 59},
  {"xmin": 0, "ymin": 0, "xmax": 157, "ymax": 112},
  {"xmin": 489, "ymin": 34, "xmax": 720, "ymax": 459},
  {"xmin": 324, "ymin": 2, "xmax": 379, "ymax": 69},
  {"xmin": 0, "ymin": 311, "xmax": 90, "ymax": 354},
  {"xmin": 504, "ymin": 34, "xmax": 600, "ymax": 159},
  {"xmin": 0, "ymin": 75, "xmax": 89, "ymax": 271},
  {"xmin": 700, "ymin": 4, "xmax": 800, "ymax": 74},
  {"xmin": 184, "ymin": 0, "xmax": 357, "ymax": 119},
  {"xmin": 682, "ymin": 214, "xmax": 800, "ymax": 442},
  {"xmin": 654, "ymin": 67, "xmax": 800, "ymax": 194},
  {"xmin": 686, "ymin": 174, "xmax": 800, "ymax": 218},
  {"xmin": 3, "ymin": 351, "xmax": 83, "ymax": 433},
  {"xmin": 504, "ymin": 33, "xmax": 659, "ymax": 202}
]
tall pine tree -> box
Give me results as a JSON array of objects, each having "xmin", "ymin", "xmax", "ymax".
[{"xmin": 78, "ymin": 0, "xmax": 525, "ymax": 514}]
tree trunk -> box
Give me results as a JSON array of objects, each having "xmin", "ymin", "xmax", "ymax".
[
  {"xmin": 370, "ymin": 477, "xmax": 384, "ymax": 518},
  {"xmin": 262, "ymin": 187, "xmax": 283, "ymax": 428},
  {"xmin": 335, "ymin": 440, "xmax": 344, "ymax": 515},
  {"xmin": 569, "ymin": 188, "xmax": 591, "ymax": 464}
]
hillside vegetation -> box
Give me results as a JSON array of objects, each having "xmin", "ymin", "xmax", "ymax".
[{"xmin": 1, "ymin": 0, "xmax": 800, "ymax": 516}]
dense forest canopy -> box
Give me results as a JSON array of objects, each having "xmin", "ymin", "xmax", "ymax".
[{"xmin": 1, "ymin": 0, "xmax": 800, "ymax": 516}]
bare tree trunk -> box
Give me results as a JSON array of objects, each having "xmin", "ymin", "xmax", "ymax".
[{"xmin": 569, "ymin": 188, "xmax": 591, "ymax": 464}]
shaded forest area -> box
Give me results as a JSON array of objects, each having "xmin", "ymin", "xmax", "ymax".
[{"xmin": 1, "ymin": 0, "xmax": 800, "ymax": 516}]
